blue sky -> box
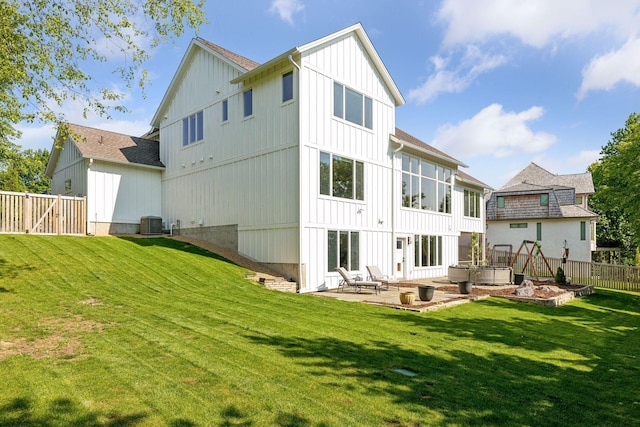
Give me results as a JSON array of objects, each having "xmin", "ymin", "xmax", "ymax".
[{"xmin": 17, "ymin": 0, "xmax": 640, "ymax": 189}]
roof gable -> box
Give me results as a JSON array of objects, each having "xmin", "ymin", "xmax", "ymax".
[{"xmin": 46, "ymin": 123, "xmax": 164, "ymax": 176}]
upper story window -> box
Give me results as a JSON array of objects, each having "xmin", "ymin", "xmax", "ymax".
[
  {"xmin": 575, "ymin": 195, "xmax": 583, "ymax": 205},
  {"xmin": 464, "ymin": 189, "xmax": 481, "ymax": 218},
  {"xmin": 243, "ymin": 89, "xmax": 253, "ymax": 117},
  {"xmin": 540, "ymin": 193, "xmax": 549, "ymax": 206},
  {"xmin": 282, "ymin": 71, "xmax": 293, "ymax": 102},
  {"xmin": 333, "ymin": 82, "xmax": 373, "ymax": 129},
  {"xmin": 497, "ymin": 196, "xmax": 505, "ymax": 208},
  {"xmin": 182, "ymin": 110, "xmax": 204, "ymax": 146},
  {"xmin": 222, "ymin": 99, "xmax": 228, "ymax": 122},
  {"xmin": 401, "ymin": 154, "xmax": 451, "ymax": 213},
  {"xmin": 320, "ymin": 151, "xmax": 364, "ymax": 201}
]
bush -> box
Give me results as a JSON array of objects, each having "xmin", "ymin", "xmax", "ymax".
[{"xmin": 555, "ymin": 266, "xmax": 567, "ymax": 286}]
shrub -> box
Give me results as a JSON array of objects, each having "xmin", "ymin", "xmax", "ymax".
[{"xmin": 555, "ymin": 266, "xmax": 567, "ymax": 286}]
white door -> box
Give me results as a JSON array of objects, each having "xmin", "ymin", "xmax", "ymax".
[{"xmin": 396, "ymin": 238, "xmax": 405, "ymax": 278}]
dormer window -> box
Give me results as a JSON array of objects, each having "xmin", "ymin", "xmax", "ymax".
[{"xmin": 540, "ymin": 193, "xmax": 549, "ymax": 206}]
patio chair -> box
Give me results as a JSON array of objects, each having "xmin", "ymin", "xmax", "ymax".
[
  {"xmin": 336, "ymin": 267, "xmax": 381, "ymax": 294},
  {"xmin": 366, "ymin": 265, "xmax": 400, "ymax": 291}
]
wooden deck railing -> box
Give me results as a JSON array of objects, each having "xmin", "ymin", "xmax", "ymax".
[
  {"xmin": 490, "ymin": 249, "xmax": 640, "ymax": 292},
  {"xmin": 0, "ymin": 191, "xmax": 86, "ymax": 235}
]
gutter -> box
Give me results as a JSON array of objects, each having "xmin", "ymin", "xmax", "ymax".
[{"xmin": 390, "ymin": 135, "xmax": 404, "ymax": 278}]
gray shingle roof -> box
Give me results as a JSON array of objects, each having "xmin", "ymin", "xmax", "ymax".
[
  {"xmin": 68, "ymin": 123, "xmax": 164, "ymax": 168},
  {"xmin": 501, "ymin": 162, "xmax": 594, "ymax": 194}
]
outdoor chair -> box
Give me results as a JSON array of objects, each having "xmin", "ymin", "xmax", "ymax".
[
  {"xmin": 336, "ymin": 267, "xmax": 381, "ymax": 294},
  {"xmin": 366, "ymin": 265, "xmax": 400, "ymax": 290}
]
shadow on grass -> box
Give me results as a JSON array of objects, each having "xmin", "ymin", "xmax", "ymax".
[
  {"xmin": 0, "ymin": 396, "xmax": 147, "ymax": 426},
  {"xmin": 117, "ymin": 236, "xmax": 238, "ymax": 266},
  {"xmin": 245, "ymin": 290, "xmax": 640, "ymax": 426}
]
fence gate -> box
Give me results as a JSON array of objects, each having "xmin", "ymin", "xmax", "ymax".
[{"xmin": 0, "ymin": 191, "xmax": 86, "ymax": 235}]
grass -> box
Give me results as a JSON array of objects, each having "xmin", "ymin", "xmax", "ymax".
[{"xmin": 0, "ymin": 235, "xmax": 639, "ymax": 426}]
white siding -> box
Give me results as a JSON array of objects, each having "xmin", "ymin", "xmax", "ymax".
[
  {"xmin": 87, "ymin": 161, "xmax": 162, "ymax": 224},
  {"xmin": 50, "ymin": 138, "xmax": 87, "ymax": 197}
]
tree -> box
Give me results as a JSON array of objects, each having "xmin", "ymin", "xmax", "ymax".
[
  {"xmin": 0, "ymin": 0, "xmax": 205, "ymax": 145},
  {"xmin": 589, "ymin": 113, "xmax": 640, "ymax": 264},
  {"xmin": 0, "ymin": 146, "xmax": 51, "ymax": 194}
]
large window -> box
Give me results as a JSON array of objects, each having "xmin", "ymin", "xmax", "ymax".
[
  {"xmin": 282, "ymin": 71, "xmax": 293, "ymax": 102},
  {"xmin": 414, "ymin": 235, "xmax": 442, "ymax": 267},
  {"xmin": 320, "ymin": 152, "xmax": 364, "ymax": 200},
  {"xmin": 243, "ymin": 89, "xmax": 253, "ymax": 117},
  {"xmin": 464, "ymin": 189, "xmax": 481, "ymax": 218},
  {"xmin": 401, "ymin": 154, "xmax": 451, "ymax": 213},
  {"xmin": 328, "ymin": 230, "xmax": 359, "ymax": 272},
  {"xmin": 333, "ymin": 82, "xmax": 373, "ymax": 129},
  {"xmin": 182, "ymin": 110, "xmax": 204, "ymax": 146}
]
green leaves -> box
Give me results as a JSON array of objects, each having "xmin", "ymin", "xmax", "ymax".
[{"xmin": 0, "ymin": 0, "xmax": 205, "ymax": 145}]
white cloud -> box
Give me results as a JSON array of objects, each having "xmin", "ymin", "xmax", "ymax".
[
  {"xmin": 431, "ymin": 104, "xmax": 557, "ymax": 158},
  {"xmin": 577, "ymin": 37, "xmax": 640, "ymax": 99},
  {"xmin": 437, "ymin": 0, "xmax": 640, "ymax": 48},
  {"xmin": 269, "ymin": 0, "xmax": 305, "ymax": 25},
  {"xmin": 408, "ymin": 45, "xmax": 507, "ymax": 103}
]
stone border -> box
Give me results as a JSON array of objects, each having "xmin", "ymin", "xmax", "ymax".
[{"xmin": 495, "ymin": 284, "xmax": 594, "ymax": 308}]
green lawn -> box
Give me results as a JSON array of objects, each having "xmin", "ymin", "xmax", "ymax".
[{"xmin": 0, "ymin": 235, "xmax": 639, "ymax": 426}]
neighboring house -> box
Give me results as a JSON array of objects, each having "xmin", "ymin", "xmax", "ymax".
[
  {"xmin": 486, "ymin": 162, "xmax": 597, "ymax": 262},
  {"xmin": 47, "ymin": 24, "xmax": 489, "ymax": 292},
  {"xmin": 45, "ymin": 123, "xmax": 164, "ymax": 235}
]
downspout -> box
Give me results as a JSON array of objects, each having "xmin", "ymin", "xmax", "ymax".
[
  {"xmin": 288, "ymin": 54, "xmax": 300, "ymax": 71},
  {"xmin": 390, "ymin": 136, "xmax": 404, "ymax": 278},
  {"xmin": 292, "ymin": 53, "xmax": 304, "ymax": 292},
  {"xmin": 87, "ymin": 158, "xmax": 93, "ymax": 235}
]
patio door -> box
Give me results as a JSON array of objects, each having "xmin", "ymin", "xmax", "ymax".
[{"xmin": 396, "ymin": 238, "xmax": 407, "ymax": 278}]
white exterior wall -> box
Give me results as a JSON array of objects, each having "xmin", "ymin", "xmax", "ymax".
[
  {"xmin": 159, "ymin": 46, "xmax": 300, "ymax": 264},
  {"xmin": 487, "ymin": 218, "xmax": 594, "ymax": 262},
  {"xmin": 50, "ymin": 138, "xmax": 87, "ymax": 197},
  {"xmin": 298, "ymin": 33, "xmax": 398, "ymax": 291},
  {"xmin": 87, "ymin": 161, "xmax": 162, "ymax": 230}
]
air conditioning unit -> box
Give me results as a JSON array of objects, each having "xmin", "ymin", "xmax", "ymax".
[{"xmin": 140, "ymin": 216, "xmax": 163, "ymax": 235}]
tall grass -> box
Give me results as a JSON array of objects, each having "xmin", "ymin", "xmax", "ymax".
[{"xmin": 0, "ymin": 235, "xmax": 638, "ymax": 426}]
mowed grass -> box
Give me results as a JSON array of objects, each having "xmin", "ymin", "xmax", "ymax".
[{"xmin": 0, "ymin": 235, "xmax": 639, "ymax": 426}]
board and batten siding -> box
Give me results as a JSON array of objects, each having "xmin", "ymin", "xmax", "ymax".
[
  {"xmin": 298, "ymin": 33, "xmax": 398, "ymax": 291},
  {"xmin": 87, "ymin": 161, "xmax": 162, "ymax": 224},
  {"xmin": 50, "ymin": 139, "xmax": 87, "ymax": 197},
  {"xmin": 160, "ymin": 45, "xmax": 300, "ymax": 266},
  {"xmin": 453, "ymin": 184, "xmax": 485, "ymax": 234}
]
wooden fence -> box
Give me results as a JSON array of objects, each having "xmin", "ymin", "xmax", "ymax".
[
  {"xmin": 490, "ymin": 249, "xmax": 640, "ymax": 292},
  {"xmin": 0, "ymin": 191, "xmax": 86, "ymax": 235}
]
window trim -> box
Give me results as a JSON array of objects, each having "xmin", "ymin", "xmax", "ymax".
[
  {"xmin": 464, "ymin": 189, "xmax": 482, "ymax": 218},
  {"xmin": 282, "ymin": 70, "xmax": 294, "ymax": 103},
  {"xmin": 333, "ymin": 81, "xmax": 373, "ymax": 130},
  {"xmin": 401, "ymin": 154, "xmax": 452, "ymax": 214},
  {"xmin": 328, "ymin": 230, "xmax": 359, "ymax": 272},
  {"xmin": 243, "ymin": 88, "xmax": 253, "ymax": 118},
  {"xmin": 319, "ymin": 151, "xmax": 364, "ymax": 201},
  {"xmin": 414, "ymin": 234, "xmax": 443, "ymax": 268}
]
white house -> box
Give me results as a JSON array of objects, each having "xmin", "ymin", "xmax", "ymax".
[
  {"xmin": 485, "ymin": 162, "xmax": 597, "ymax": 262},
  {"xmin": 46, "ymin": 123, "xmax": 164, "ymax": 235},
  {"xmin": 47, "ymin": 24, "xmax": 489, "ymax": 292}
]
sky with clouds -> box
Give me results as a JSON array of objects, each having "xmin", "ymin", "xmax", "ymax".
[{"xmin": 16, "ymin": 0, "xmax": 640, "ymax": 189}]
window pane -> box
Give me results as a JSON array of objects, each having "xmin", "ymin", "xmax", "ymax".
[
  {"xmin": 333, "ymin": 82, "xmax": 343, "ymax": 118},
  {"xmin": 364, "ymin": 97, "xmax": 372, "ymax": 129},
  {"xmin": 282, "ymin": 71, "xmax": 293, "ymax": 102},
  {"xmin": 350, "ymin": 232, "xmax": 359, "ymax": 271},
  {"xmin": 438, "ymin": 182, "xmax": 446, "ymax": 212},
  {"xmin": 437, "ymin": 236, "xmax": 442, "ymax": 266},
  {"xmin": 445, "ymin": 184, "xmax": 451, "ymax": 213},
  {"xmin": 497, "ymin": 196, "xmax": 505, "ymax": 208},
  {"xmin": 423, "ymin": 179, "xmax": 437, "ymax": 211},
  {"xmin": 402, "ymin": 173, "xmax": 410, "ymax": 207},
  {"xmin": 319, "ymin": 152, "xmax": 331, "ymax": 196},
  {"xmin": 196, "ymin": 110, "xmax": 203, "ymax": 141},
  {"xmin": 475, "ymin": 193, "xmax": 481, "ymax": 218},
  {"xmin": 422, "ymin": 236, "xmax": 428, "ymax": 267},
  {"xmin": 222, "ymin": 99, "xmax": 228, "ymax": 122},
  {"xmin": 332, "ymin": 155, "xmax": 353, "ymax": 199},
  {"xmin": 540, "ymin": 193, "xmax": 549, "ymax": 206},
  {"xmin": 402, "ymin": 155, "xmax": 410, "ymax": 172},
  {"xmin": 410, "ymin": 157, "xmax": 419, "ymax": 174},
  {"xmin": 537, "ymin": 222, "xmax": 542, "ymax": 241},
  {"xmin": 355, "ymin": 161, "xmax": 364, "ymax": 201},
  {"xmin": 580, "ymin": 221, "xmax": 586, "ymax": 240},
  {"xmin": 421, "ymin": 161, "xmax": 436, "ymax": 178},
  {"xmin": 414, "ymin": 235, "xmax": 420, "ymax": 267},
  {"xmin": 443, "ymin": 168, "xmax": 452, "ymax": 182},
  {"xmin": 429, "ymin": 236, "xmax": 437, "ymax": 266},
  {"xmin": 243, "ymin": 89, "xmax": 253, "ymax": 117},
  {"xmin": 182, "ymin": 118, "xmax": 189, "ymax": 146},
  {"xmin": 328, "ymin": 231, "xmax": 337, "ymax": 272},
  {"xmin": 345, "ymin": 87, "xmax": 363, "ymax": 125},
  {"xmin": 411, "ymin": 175, "xmax": 420, "ymax": 209},
  {"xmin": 339, "ymin": 231, "xmax": 349, "ymax": 269},
  {"xmin": 464, "ymin": 190, "xmax": 469, "ymax": 216},
  {"xmin": 189, "ymin": 114, "xmax": 196, "ymax": 143},
  {"xmin": 421, "ymin": 178, "xmax": 430, "ymax": 210}
]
